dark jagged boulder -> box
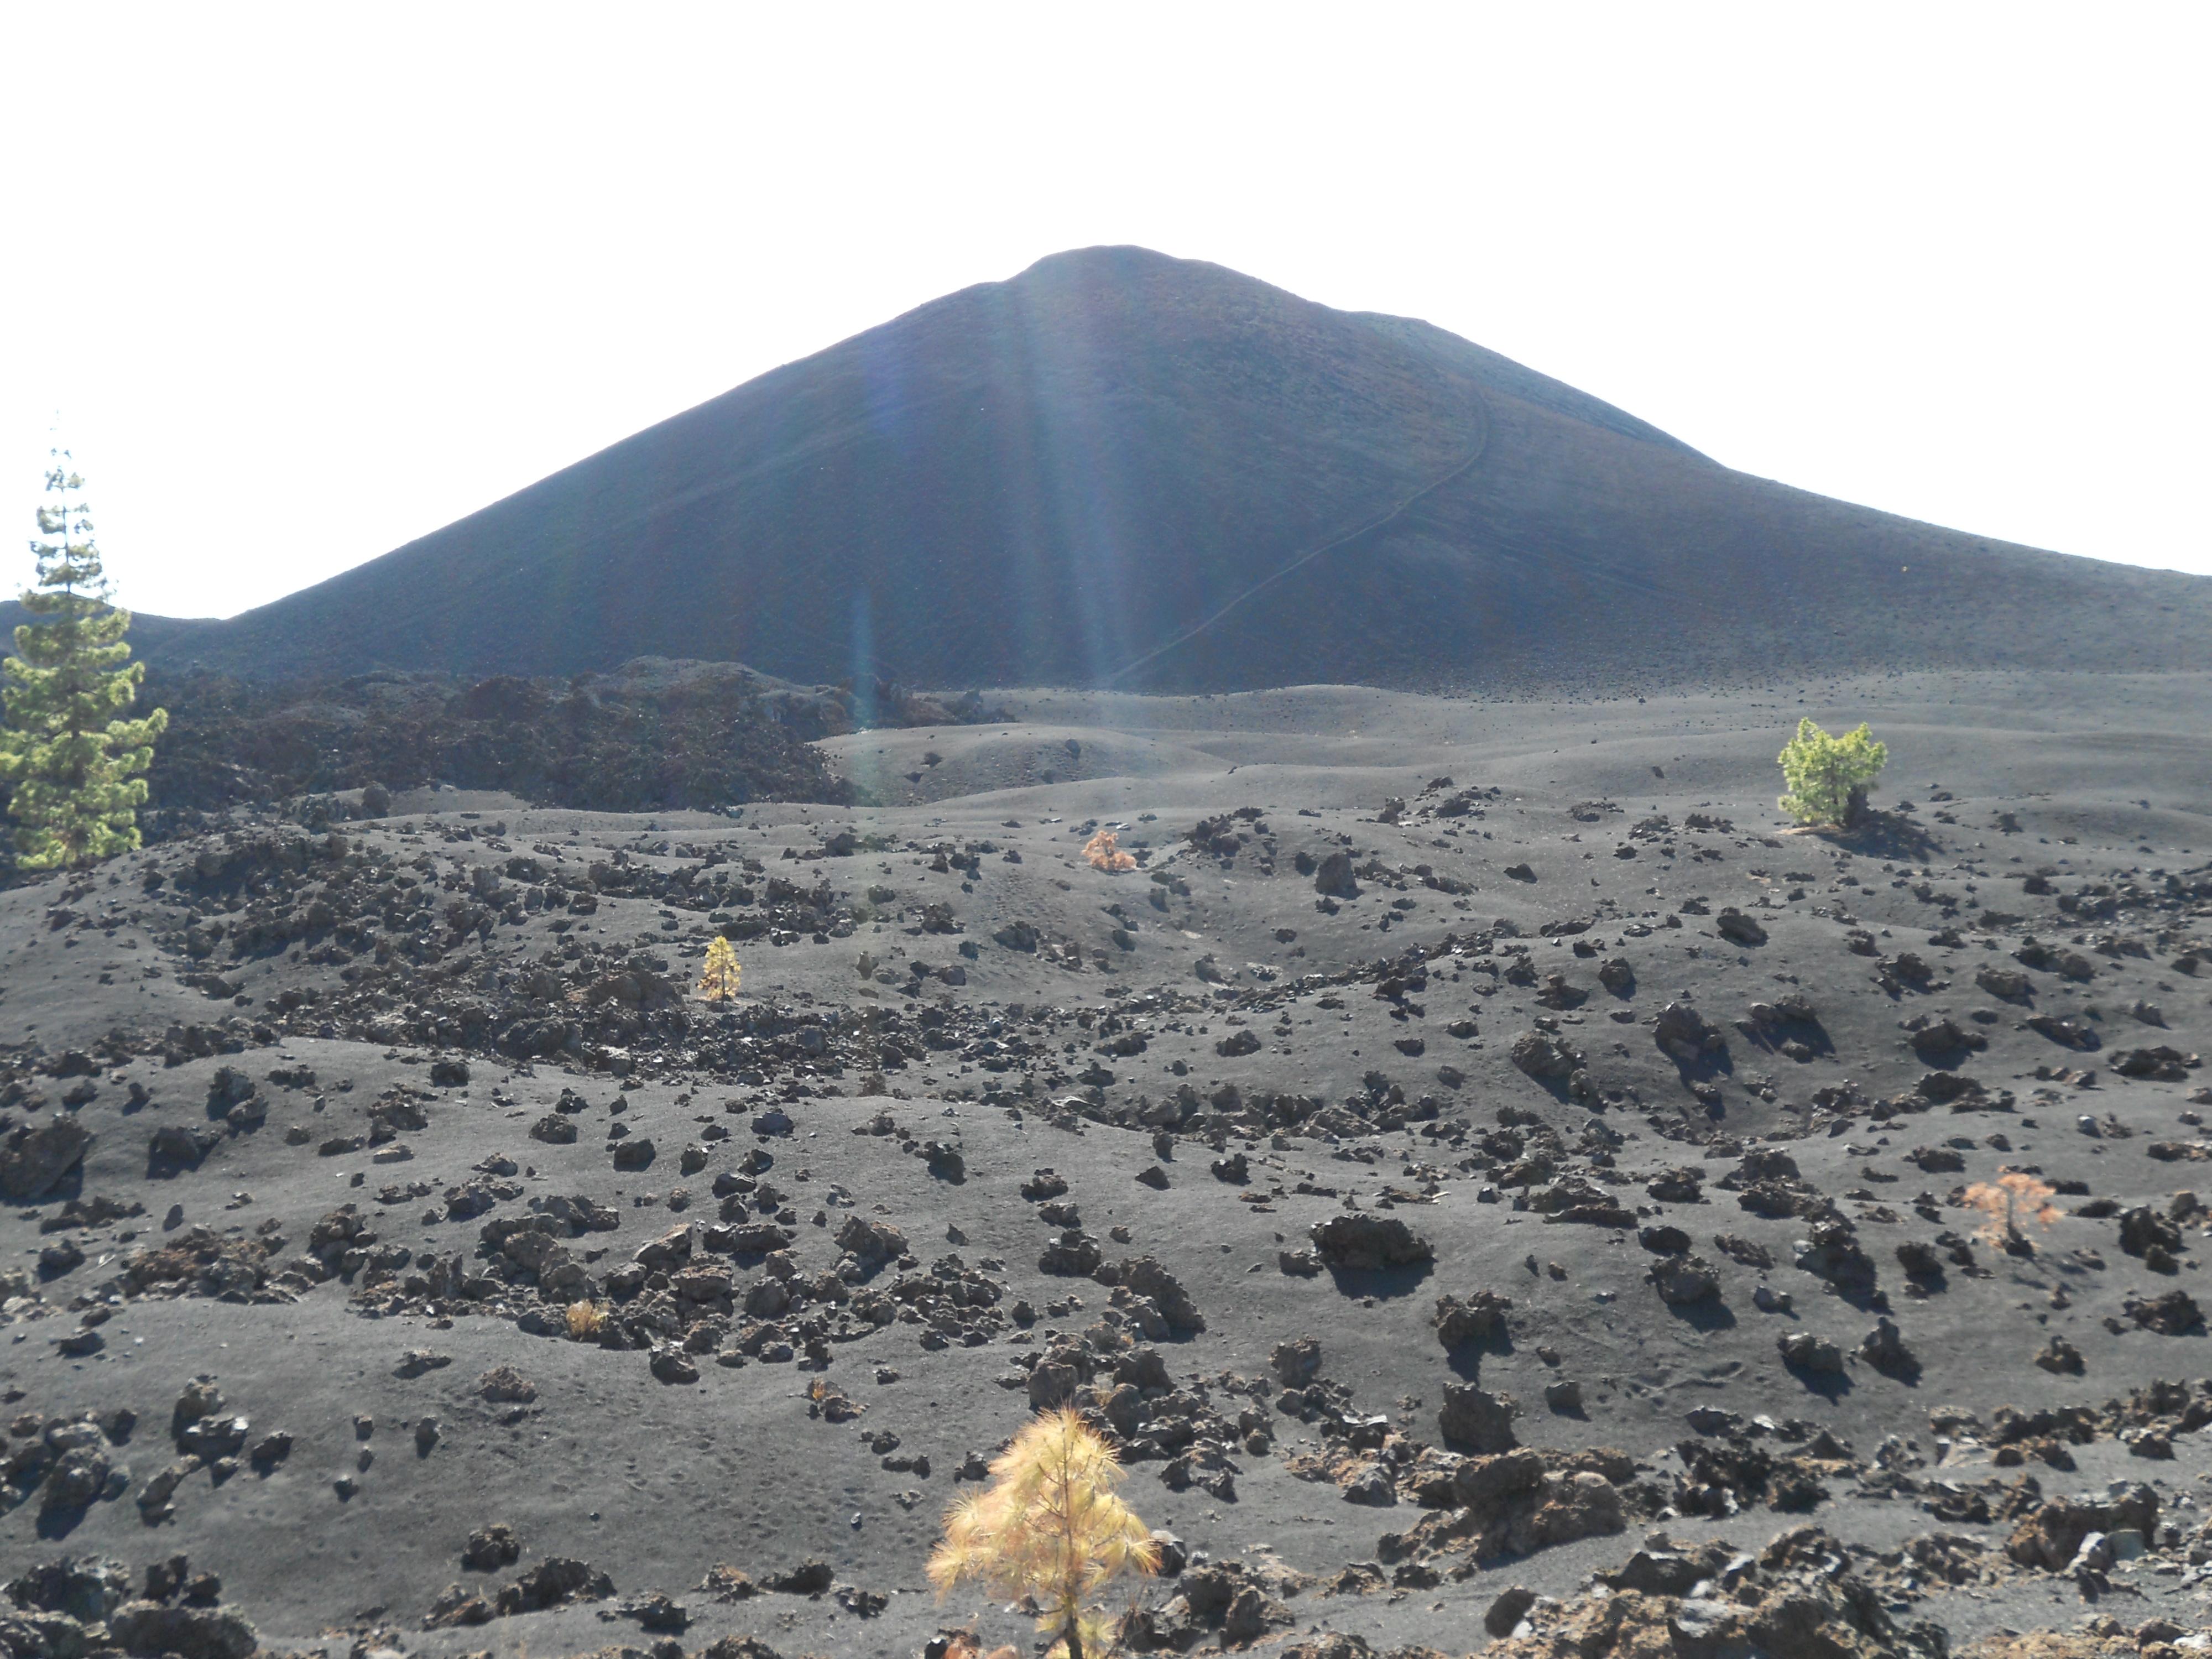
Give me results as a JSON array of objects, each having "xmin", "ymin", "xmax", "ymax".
[
  {"xmin": 1311, "ymin": 1213, "xmax": 1433, "ymax": 1271},
  {"xmin": 1, "ymin": 1116, "xmax": 90, "ymax": 1201}
]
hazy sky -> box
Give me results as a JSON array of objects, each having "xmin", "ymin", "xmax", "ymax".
[{"xmin": 4, "ymin": 4, "xmax": 2205, "ymax": 619}]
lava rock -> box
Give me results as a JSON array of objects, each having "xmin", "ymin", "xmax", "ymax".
[
  {"xmin": 2, "ymin": 1115, "xmax": 92, "ymax": 1201},
  {"xmin": 1438, "ymin": 1384, "xmax": 1520, "ymax": 1453},
  {"xmin": 1647, "ymin": 1255, "xmax": 1721, "ymax": 1306},
  {"xmin": 1509, "ymin": 1031, "xmax": 1583, "ymax": 1079},
  {"xmin": 1715, "ymin": 909, "xmax": 1768, "ymax": 946},
  {"xmin": 1653, "ymin": 1001, "xmax": 1725, "ymax": 1062},
  {"xmin": 107, "ymin": 1601, "xmax": 258, "ymax": 1659},
  {"xmin": 1269, "ymin": 1336, "xmax": 1322, "ymax": 1385},
  {"xmin": 1777, "ymin": 1332, "xmax": 1847, "ymax": 1374},
  {"xmin": 1432, "ymin": 1290, "xmax": 1512, "ymax": 1347},
  {"xmin": 1310, "ymin": 1213, "xmax": 1433, "ymax": 1271},
  {"xmin": 1858, "ymin": 1317, "xmax": 1917, "ymax": 1379},
  {"xmin": 462, "ymin": 1525, "xmax": 521, "ymax": 1571}
]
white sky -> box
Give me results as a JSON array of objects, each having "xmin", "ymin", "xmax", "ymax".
[{"xmin": 3, "ymin": 3, "xmax": 2206, "ymax": 620}]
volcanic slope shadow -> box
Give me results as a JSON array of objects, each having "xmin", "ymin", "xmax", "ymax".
[{"xmin": 156, "ymin": 246, "xmax": 2211, "ymax": 691}]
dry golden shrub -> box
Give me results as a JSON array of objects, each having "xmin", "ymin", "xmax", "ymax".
[
  {"xmin": 1082, "ymin": 831, "xmax": 1136, "ymax": 873},
  {"xmin": 565, "ymin": 1299, "xmax": 608, "ymax": 1339},
  {"xmin": 929, "ymin": 1406, "xmax": 1158, "ymax": 1659},
  {"xmin": 1964, "ymin": 1172, "xmax": 2060, "ymax": 1248},
  {"xmin": 696, "ymin": 935, "xmax": 742, "ymax": 1001}
]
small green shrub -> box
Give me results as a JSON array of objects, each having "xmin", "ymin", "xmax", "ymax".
[{"xmin": 1777, "ymin": 718, "xmax": 1886, "ymax": 828}]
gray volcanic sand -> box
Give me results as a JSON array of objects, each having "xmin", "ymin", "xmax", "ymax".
[{"xmin": 3, "ymin": 670, "xmax": 2210, "ymax": 1655}]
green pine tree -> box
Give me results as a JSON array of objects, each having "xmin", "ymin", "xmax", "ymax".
[{"xmin": 0, "ymin": 455, "xmax": 168, "ymax": 870}]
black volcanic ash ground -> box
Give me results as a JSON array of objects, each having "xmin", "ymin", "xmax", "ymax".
[{"xmin": 3, "ymin": 669, "xmax": 2210, "ymax": 1658}]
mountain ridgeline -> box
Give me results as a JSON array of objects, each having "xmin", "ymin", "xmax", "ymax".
[{"xmin": 83, "ymin": 247, "xmax": 2212, "ymax": 691}]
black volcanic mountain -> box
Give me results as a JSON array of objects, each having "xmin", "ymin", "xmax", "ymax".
[{"xmin": 122, "ymin": 246, "xmax": 2212, "ymax": 690}]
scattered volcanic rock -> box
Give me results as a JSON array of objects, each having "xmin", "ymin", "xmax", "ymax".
[
  {"xmin": 2, "ymin": 599, "xmax": 2208, "ymax": 1659},
  {"xmin": 1486, "ymin": 1527, "xmax": 1944, "ymax": 1659}
]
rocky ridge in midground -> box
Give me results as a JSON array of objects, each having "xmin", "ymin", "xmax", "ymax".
[
  {"xmin": 1, "ymin": 672, "xmax": 2209, "ymax": 1658},
  {"xmin": 80, "ymin": 658, "xmax": 1005, "ymax": 848}
]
